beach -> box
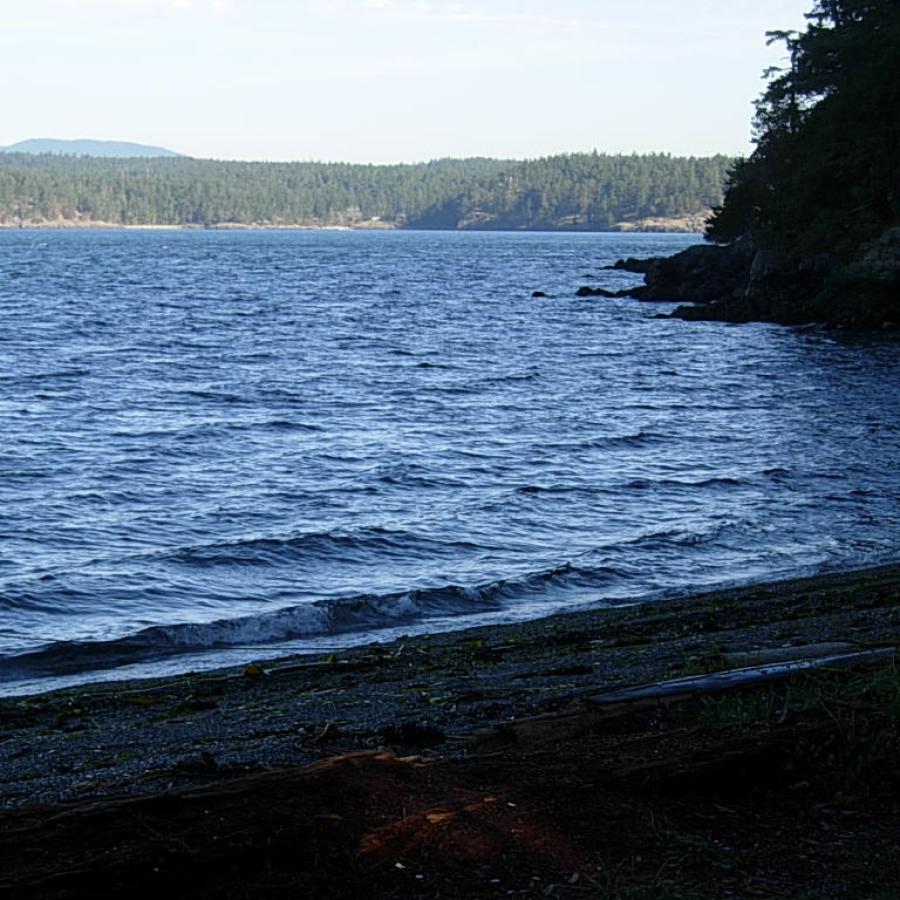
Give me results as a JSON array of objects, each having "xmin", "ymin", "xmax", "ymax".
[{"xmin": 2, "ymin": 562, "xmax": 899, "ymax": 897}]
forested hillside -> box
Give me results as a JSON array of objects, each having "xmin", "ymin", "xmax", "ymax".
[
  {"xmin": 636, "ymin": 0, "xmax": 900, "ymax": 328},
  {"xmin": 705, "ymin": 0, "xmax": 900, "ymax": 262},
  {"xmin": 0, "ymin": 152, "xmax": 732, "ymax": 230}
]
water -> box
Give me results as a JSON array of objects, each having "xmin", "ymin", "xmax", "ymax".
[{"xmin": 1, "ymin": 228, "xmax": 898, "ymax": 696}]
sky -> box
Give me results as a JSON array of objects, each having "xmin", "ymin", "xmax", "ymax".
[{"xmin": 1, "ymin": 0, "xmax": 813, "ymax": 163}]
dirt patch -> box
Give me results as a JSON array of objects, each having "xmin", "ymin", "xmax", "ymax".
[{"xmin": 3, "ymin": 672, "xmax": 900, "ymax": 899}]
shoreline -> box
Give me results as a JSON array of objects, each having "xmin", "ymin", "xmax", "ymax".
[
  {"xmin": 2, "ymin": 560, "xmax": 898, "ymax": 807},
  {"xmin": 4, "ymin": 557, "xmax": 898, "ymax": 701},
  {"xmin": 2, "ymin": 560, "xmax": 899, "ymax": 898},
  {"xmin": 0, "ymin": 220, "xmax": 706, "ymax": 234}
]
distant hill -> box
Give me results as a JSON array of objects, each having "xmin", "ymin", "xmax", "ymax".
[
  {"xmin": 0, "ymin": 152, "xmax": 733, "ymax": 231},
  {"xmin": 1, "ymin": 139, "xmax": 181, "ymax": 158}
]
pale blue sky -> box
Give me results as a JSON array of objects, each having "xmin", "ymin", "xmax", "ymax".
[{"xmin": 2, "ymin": 0, "xmax": 812, "ymax": 162}]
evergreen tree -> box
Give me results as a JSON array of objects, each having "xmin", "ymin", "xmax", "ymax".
[
  {"xmin": 706, "ymin": 0, "xmax": 900, "ymax": 260},
  {"xmin": 0, "ymin": 153, "xmax": 733, "ymax": 231}
]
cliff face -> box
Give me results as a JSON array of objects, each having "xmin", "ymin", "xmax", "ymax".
[{"xmin": 620, "ymin": 228, "xmax": 900, "ymax": 331}]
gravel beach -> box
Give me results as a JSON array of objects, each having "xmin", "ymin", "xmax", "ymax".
[
  {"xmin": 2, "ymin": 563, "xmax": 900, "ymax": 899},
  {"xmin": 3, "ymin": 562, "xmax": 899, "ymax": 809}
]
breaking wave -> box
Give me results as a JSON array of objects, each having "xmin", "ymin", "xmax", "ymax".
[{"xmin": 0, "ymin": 562, "xmax": 617, "ymax": 679}]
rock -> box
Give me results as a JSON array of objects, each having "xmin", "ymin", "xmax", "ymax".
[
  {"xmin": 575, "ymin": 286, "xmax": 617, "ymax": 298},
  {"xmin": 668, "ymin": 230, "xmax": 900, "ymax": 328},
  {"xmin": 531, "ymin": 291, "xmax": 548, "ymax": 298},
  {"xmin": 745, "ymin": 248, "xmax": 791, "ymax": 298},
  {"xmin": 612, "ymin": 228, "xmax": 899, "ymax": 328},
  {"xmin": 858, "ymin": 226, "xmax": 900, "ymax": 276},
  {"xmin": 174, "ymin": 751, "xmax": 221, "ymax": 774},
  {"xmin": 628, "ymin": 239, "xmax": 755, "ymax": 303},
  {"xmin": 380, "ymin": 722, "xmax": 446, "ymax": 747},
  {"xmin": 607, "ymin": 257, "xmax": 657, "ymax": 274}
]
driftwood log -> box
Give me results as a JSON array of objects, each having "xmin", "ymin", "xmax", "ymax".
[{"xmin": 470, "ymin": 646, "xmax": 896, "ymax": 754}]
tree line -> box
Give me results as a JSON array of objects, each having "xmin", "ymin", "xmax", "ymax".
[
  {"xmin": 661, "ymin": 0, "xmax": 900, "ymax": 327},
  {"xmin": 707, "ymin": 0, "xmax": 899, "ymax": 261},
  {"xmin": 0, "ymin": 152, "xmax": 733, "ymax": 230}
]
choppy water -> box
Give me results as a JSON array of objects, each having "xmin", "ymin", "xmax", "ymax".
[{"xmin": 1, "ymin": 228, "xmax": 898, "ymax": 695}]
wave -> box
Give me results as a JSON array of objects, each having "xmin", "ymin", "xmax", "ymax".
[
  {"xmin": 158, "ymin": 526, "xmax": 481, "ymax": 568},
  {"xmin": 0, "ymin": 527, "xmax": 496, "ymax": 614},
  {"xmin": 111, "ymin": 419, "xmax": 323, "ymax": 440},
  {"xmin": 513, "ymin": 475, "xmax": 743, "ymax": 497},
  {"xmin": 0, "ymin": 562, "xmax": 618, "ymax": 679},
  {"xmin": 618, "ymin": 521, "xmax": 740, "ymax": 550},
  {"xmin": 0, "ymin": 369, "xmax": 91, "ymax": 384},
  {"xmin": 624, "ymin": 476, "xmax": 743, "ymax": 490},
  {"xmin": 545, "ymin": 429, "xmax": 667, "ymax": 452}
]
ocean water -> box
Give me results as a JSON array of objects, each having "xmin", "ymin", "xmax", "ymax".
[{"xmin": 1, "ymin": 228, "xmax": 899, "ymax": 696}]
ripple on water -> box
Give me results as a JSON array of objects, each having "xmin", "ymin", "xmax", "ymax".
[{"xmin": 0, "ymin": 229, "xmax": 899, "ymax": 693}]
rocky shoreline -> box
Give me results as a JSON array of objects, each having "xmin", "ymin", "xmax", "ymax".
[
  {"xmin": 612, "ymin": 228, "xmax": 900, "ymax": 330},
  {"xmin": 0, "ymin": 218, "xmax": 705, "ymax": 233},
  {"xmin": 2, "ymin": 563, "xmax": 897, "ymax": 810}
]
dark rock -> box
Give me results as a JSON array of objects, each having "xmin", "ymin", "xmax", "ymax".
[
  {"xmin": 174, "ymin": 751, "xmax": 221, "ymax": 774},
  {"xmin": 626, "ymin": 239, "xmax": 755, "ymax": 303},
  {"xmin": 798, "ymin": 252, "xmax": 839, "ymax": 277},
  {"xmin": 613, "ymin": 228, "xmax": 899, "ymax": 328},
  {"xmin": 380, "ymin": 722, "xmax": 446, "ymax": 747},
  {"xmin": 745, "ymin": 248, "xmax": 791, "ymax": 299},
  {"xmin": 576, "ymin": 286, "xmax": 617, "ymax": 298},
  {"xmin": 669, "ymin": 231, "xmax": 900, "ymax": 328},
  {"xmin": 531, "ymin": 291, "xmax": 548, "ymax": 298},
  {"xmin": 607, "ymin": 257, "xmax": 658, "ymax": 274}
]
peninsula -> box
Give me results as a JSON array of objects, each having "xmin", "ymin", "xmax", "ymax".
[{"xmin": 617, "ymin": 0, "xmax": 900, "ymax": 330}]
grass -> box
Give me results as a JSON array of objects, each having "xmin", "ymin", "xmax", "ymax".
[
  {"xmin": 665, "ymin": 662, "xmax": 900, "ymax": 805},
  {"xmin": 687, "ymin": 662, "xmax": 900, "ymax": 728},
  {"xmin": 579, "ymin": 663, "xmax": 900, "ymax": 899},
  {"xmin": 577, "ymin": 861, "xmax": 710, "ymax": 900}
]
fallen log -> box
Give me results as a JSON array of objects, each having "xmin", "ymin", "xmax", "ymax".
[
  {"xmin": 470, "ymin": 647, "xmax": 896, "ymax": 754},
  {"xmin": 721, "ymin": 641, "xmax": 857, "ymax": 667},
  {"xmin": 0, "ymin": 750, "xmax": 430, "ymax": 831}
]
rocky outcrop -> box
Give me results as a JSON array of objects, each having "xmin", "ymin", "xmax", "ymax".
[
  {"xmin": 576, "ymin": 286, "xmax": 625, "ymax": 298},
  {"xmin": 827, "ymin": 227, "xmax": 900, "ymax": 329},
  {"xmin": 606, "ymin": 257, "xmax": 657, "ymax": 275},
  {"xmin": 620, "ymin": 239, "xmax": 755, "ymax": 304},
  {"xmin": 616, "ymin": 229, "xmax": 900, "ymax": 329}
]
